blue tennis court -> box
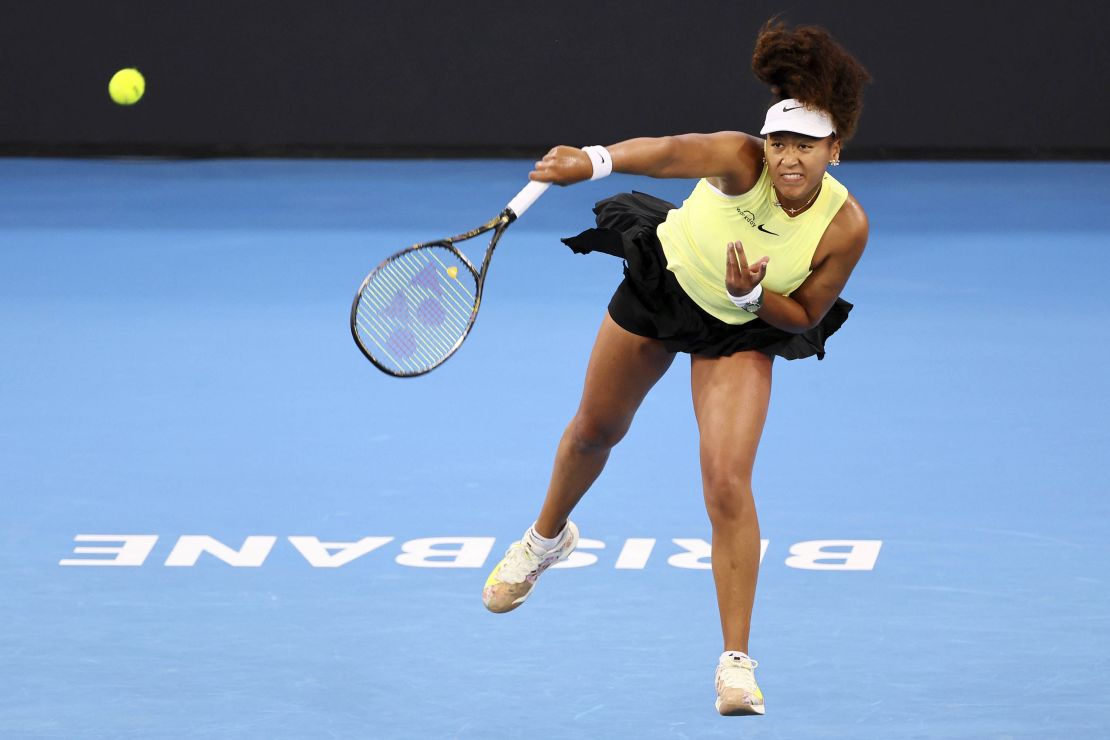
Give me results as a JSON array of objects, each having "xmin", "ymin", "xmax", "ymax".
[{"xmin": 1, "ymin": 158, "xmax": 1108, "ymax": 739}]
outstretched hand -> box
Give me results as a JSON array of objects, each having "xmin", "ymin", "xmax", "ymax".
[
  {"xmin": 529, "ymin": 145, "xmax": 594, "ymax": 186},
  {"xmin": 725, "ymin": 241, "xmax": 769, "ymax": 297}
]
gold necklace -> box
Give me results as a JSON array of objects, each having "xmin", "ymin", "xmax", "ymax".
[{"xmin": 773, "ymin": 183, "xmax": 821, "ymax": 216}]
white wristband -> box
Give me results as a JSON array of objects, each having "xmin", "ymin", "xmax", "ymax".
[
  {"xmin": 727, "ymin": 282, "xmax": 763, "ymax": 309},
  {"xmin": 581, "ymin": 145, "xmax": 613, "ymax": 180}
]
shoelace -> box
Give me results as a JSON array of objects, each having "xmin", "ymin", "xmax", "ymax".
[
  {"xmin": 495, "ymin": 543, "xmax": 544, "ymax": 584},
  {"xmin": 718, "ymin": 658, "xmax": 760, "ymax": 691}
]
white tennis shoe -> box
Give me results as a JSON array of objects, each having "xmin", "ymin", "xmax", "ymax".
[
  {"xmin": 715, "ymin": 652, "xmax": 765, "ymax": 716},
  {"xmin": 482, "ymin": 522, "xmax": 579, "ymax": 613}
]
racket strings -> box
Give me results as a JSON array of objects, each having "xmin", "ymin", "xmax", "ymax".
[{"xmin": 354, "ymin": 246, "xmax": 479, "ymax": 374}]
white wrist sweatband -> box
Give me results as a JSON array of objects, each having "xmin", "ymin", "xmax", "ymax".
[
  {"xmin": 728, "ymin": 282, "xmax": 763, "ymax": 309},
  {"xmin": 581, "ymin": 145, "xmax": 613, "ymax": 180}
]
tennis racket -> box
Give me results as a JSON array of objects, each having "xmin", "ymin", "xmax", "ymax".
[{"xmin": 350, "ymin": 179, "xmax": 550, "ymax": 377}]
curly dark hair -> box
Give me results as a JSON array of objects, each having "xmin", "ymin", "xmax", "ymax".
[{"xmin": 751, "ymin": 18, "xmax": 871, "ymax": 142}]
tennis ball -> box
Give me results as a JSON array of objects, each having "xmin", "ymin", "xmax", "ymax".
[
  {"xmin": 447, "ymin": 266, "xmax": 459, "ymax": 279},
  {"xmin": 108, "ymin": 68, "xmax": 145, "ymax": 106}
]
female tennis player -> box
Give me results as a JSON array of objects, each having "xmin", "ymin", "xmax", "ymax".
[{"xmin": 482, "ymin": 19, "xmax": 871, "ymax": 716}]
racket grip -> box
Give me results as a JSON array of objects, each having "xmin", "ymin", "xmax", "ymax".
[{"xmin": 506, "ymin": 180, "xmax": 550, "ymax": 219}]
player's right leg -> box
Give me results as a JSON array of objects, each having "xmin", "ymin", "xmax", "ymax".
[
  {"xmin": 483, "ymin": 312, "xmax": 675, "ymax": 613},
  {"xmin": 690, "ymin": 349, "xmax": 773, "ymax": 715}
]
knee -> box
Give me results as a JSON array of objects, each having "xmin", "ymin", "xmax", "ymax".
[
  {"xmin": 702, "ymin": 467, "xmax": 757, "ymax": 526},
  {"xmin": 567, "ymin": 412, "xmax": 630, "ymax": 453}
]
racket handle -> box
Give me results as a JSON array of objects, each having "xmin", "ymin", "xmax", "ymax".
[{"xmin": 506, "ymin": 180, "xmax": 550, "ymax": 220}]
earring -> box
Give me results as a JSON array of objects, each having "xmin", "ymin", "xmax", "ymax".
[{"xmin": 830, "ymin": 159, "xmax": 840, "ymax": 166}]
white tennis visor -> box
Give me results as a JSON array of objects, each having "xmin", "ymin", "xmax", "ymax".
[{"xmin": 760, "ymin": 99, "xmax": 836, "ymax": 138}]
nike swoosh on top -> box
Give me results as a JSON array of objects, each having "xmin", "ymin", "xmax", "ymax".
[
  {"xmin": 783, "ymin": 105, "xmax": 804, "ymax": 112},
  {"xmin": 757, "ymin": 224, "xmax": 779, "ymax": 236}
]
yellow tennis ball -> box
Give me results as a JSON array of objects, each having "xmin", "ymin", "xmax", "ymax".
[
  {"xmin": 109, "ymin": 68, "xmax": 145, "ymax": 106},
  {"xmin": 447, "ymin": 266, "xmax": 459, "ymax": 279}
]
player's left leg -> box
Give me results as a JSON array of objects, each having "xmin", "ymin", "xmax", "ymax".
[
  {"xmin": 483, "ymin": 313, "xmax": 675, "ymax": 614},
  {"xmin": 689, "ymin": 349, "xmax": 773, "ymax": 716}
]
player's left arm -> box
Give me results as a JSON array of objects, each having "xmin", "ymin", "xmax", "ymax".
[{"xmin": 749, "ymin": 198, "xmax": 869, "ymax": 334}]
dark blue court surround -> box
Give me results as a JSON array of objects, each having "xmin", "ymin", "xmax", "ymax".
[{"xmin": 1, "ymin": 159, "xmax": 1108, "ymax": 739}]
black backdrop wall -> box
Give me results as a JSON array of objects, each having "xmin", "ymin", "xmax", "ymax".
[{"xmin": 3, "ymin": 0, "xmax": 1109, "ymax": 158}]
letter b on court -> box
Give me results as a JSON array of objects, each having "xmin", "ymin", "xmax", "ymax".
[
  {"xmin": 784, "ymin": 540, "xmax": 882, "ymax": 571},
  {"xmin": 395, "ymin": 537, "xmax": 495, "ymax": 568}
]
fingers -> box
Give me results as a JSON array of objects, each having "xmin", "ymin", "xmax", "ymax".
[
  {"xmin": 727, "ymin": 241, "xmax": 754, "ymax": 277},
  {"xmin": 752, "ymin": 256, "xmax": 770, "ymax": 281},
  {"xmin": 530, "ymin": 147, "xmax": 561, "ymax": 182},
  {"xmin": 724, "ymin": 241, "xmax": 770, "ymax": 297},
  {"xmin": 729, "ymin": 243, "xmax": 769, "ymax": 276},
  {"xmin": 727, "ymin": 241, "xmax": 751, "ymax": 266},
  {"xmin": 736, "ymin": 242, "xmax": 750, "ymax": 274},
  {"xmin": 725, "ymin": 242, "xmax": 744, "ymax": 296},
  {"xmin": 530, "ymin": 145, "xmax": 590, "ymax": 185}
]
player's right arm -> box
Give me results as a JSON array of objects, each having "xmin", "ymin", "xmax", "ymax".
[{"xmin": 530, "ymin": 132, "xmax": 764, "ymax": 193}]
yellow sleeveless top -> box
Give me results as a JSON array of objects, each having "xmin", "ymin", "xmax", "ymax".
[{"xmin": 657, "ymin": 166, "xmax": 848, "ymax": 324}]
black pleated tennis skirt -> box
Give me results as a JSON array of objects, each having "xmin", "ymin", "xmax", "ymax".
[{"xmin": 560, "ymin": 191, "xmax": 853, "ymax": 360}]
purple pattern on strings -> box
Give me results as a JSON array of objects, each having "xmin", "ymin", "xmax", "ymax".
[
  {"xmin": 383, "ymin": 289, "xmax": 410, "ymax": 323},
  {"xmin": 386, "ymin": 326, "xmax": 418, "ymax": 359},
  {"xmin": 410, "ymin": 261, "xmax": 442, "ymax": 295},
  {"xmin": 361, "ymin": 250, "xmax": 474, "ymax": 368},
  {"xmin": 416, "ymin": 297, "xmax": 446, "ymax": 327}
]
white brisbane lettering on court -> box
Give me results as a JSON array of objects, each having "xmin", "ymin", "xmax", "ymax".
[{"xmin": 59, "ymin": 535, "xmax": 882, "ymax": 571}]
